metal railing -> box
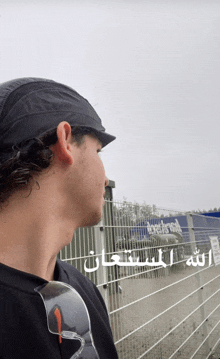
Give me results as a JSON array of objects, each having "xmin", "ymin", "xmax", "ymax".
[{"xmin": 59, "ymin": 200, "xmax": 220, "ymax": 359}]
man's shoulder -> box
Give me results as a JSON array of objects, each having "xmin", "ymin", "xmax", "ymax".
[
  {"xmin": 56, "ymin": 259, "xmax": 108, "ymax": 314},
  {"xmin": 56, "ymin": 259, "xmax": 96, "ymax": 289}
]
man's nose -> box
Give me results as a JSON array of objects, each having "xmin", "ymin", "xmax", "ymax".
[{"xmin": 105, "ymin": 177, "xmax": 109, "ymax": 187}]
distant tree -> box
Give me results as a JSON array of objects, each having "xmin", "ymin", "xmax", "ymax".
[
  {"xmin": 192, "ymin": 207, "xmax": 220, "ymax": 214},
  {"xmin": 112, "ymin": 198, "xmax": 158, "ymax": 239},
  {"xmin": 192, "ymin": 209, "xmax": 203, "ymax": 214}
]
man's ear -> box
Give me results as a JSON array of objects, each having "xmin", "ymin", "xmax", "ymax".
[{"xmin": 52, "ymin": 121, "xmax": 74, "ymax": 165}]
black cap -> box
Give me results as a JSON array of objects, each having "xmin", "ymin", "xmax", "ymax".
[{"xmin": 0, "ymin": 77, "xmax": 116, "ymax": 149}]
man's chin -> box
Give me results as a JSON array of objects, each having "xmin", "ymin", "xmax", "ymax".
[{"xmin": 81, "ymin": 212, "xmax": 103, "ymax": 227}]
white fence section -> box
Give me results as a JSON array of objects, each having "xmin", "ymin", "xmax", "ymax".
[{"xmin": 59, "ymin": 200, "xmax": 220, "ymax": 359}]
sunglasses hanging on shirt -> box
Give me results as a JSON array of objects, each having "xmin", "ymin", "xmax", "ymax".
[{"xmin": 35, "ymin": 281, "xmax": 100, "ymax": 359}]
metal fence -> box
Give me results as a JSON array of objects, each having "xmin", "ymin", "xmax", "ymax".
[{"xmin": 59, "ymin": 200, "xmax": 220, "ymax": 359}]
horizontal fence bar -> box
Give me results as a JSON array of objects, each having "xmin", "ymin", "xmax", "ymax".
[
  {"xmin": 189, "ymin": 318, "xmax": 220, "ymax": 359},
  {"xmin": 110, "ymin": 265, "xmax": 217, "ymax": 315},
  {"xmin": 168, "ymin": 292, "xmax": 220, "ymax": 358},
  {"xmin": 115, "ymin": 273, "xmax": 220, "ymax": 345}
]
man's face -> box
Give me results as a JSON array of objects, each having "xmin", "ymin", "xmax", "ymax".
[{"xmin": 67, "ymin": 134, "xmax": 108, "ymax": 227}]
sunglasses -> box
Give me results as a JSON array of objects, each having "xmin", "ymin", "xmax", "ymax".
[{"xmin": 35, "ymin": 281, "xmax": 100, "ymax": 359}]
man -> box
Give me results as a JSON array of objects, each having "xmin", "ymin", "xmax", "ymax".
[{"xmin": 0, "ymin": 78, "xmax": 118, "ymax": 358}]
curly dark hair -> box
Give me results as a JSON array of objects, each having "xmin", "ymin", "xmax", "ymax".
[{"xmin": 0, "ymin": 126, "xmax": 97, "ymax": 205}]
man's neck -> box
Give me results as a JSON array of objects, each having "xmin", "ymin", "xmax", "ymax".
[{"xmin": 0, "ymin": 189, "xmax": 76, "ymax": 281}]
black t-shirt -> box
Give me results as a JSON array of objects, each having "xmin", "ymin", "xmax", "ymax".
[{"xmin": 0, "ymin": 259, "xmax": 118, "ymax": 359}]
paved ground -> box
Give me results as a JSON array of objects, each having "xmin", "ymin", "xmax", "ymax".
[{"xmin": 109, "ymin": 264, "xmax": 220, "ymax": 359}]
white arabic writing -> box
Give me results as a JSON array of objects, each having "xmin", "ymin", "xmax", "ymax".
[{"xmin": 84, "ymin": 248, "xmax": 213, "ymax": 272}]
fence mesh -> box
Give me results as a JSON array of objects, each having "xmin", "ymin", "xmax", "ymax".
[{"xmin": 59, "ymin": 200, "xmax": 220, "ymax": 359}]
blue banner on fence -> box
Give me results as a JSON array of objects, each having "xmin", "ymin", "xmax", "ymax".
[
  {"xmin": 132, "ymin": 214, "xmax": 220, "ymax": 242},
  {"xmin": 131, "ymin": 215, "xmax": 188, "ymax": 239}
]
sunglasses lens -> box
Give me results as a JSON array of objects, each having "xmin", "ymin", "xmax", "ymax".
[{"xmin": 35, "ymin": 281, "xmax": 99, "ymax": 359}]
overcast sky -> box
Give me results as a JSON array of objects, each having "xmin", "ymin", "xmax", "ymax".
[{"xmin": 0, "ymin": 0, "xmax": 220, "ymax": 212}]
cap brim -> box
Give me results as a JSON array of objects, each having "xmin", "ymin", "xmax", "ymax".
[{"xmin": 93, "ymin": 131, "xmax": 116, "ymax": 148}]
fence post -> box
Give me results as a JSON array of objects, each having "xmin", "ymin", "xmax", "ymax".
[
  {"xmin": 186, "ymin": 213, "xmax": 209, "ymax": 354},
  {"xmin": 94, "ymin": 219, "xmax": 110, "ymax": 312}
]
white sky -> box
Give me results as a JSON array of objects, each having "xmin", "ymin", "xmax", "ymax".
[{"xmin": 0, "ymin": 0, "xmax": 220, "ymax": 211}]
